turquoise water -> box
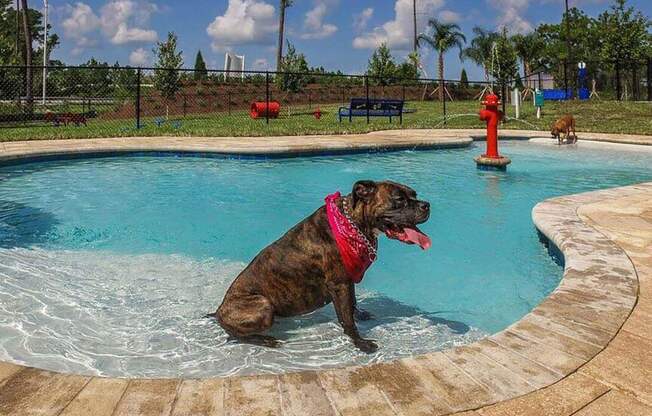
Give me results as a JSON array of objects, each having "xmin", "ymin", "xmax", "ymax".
[{"xmin": 0, "ymin": 140, "xmax": 651, "ymax": 377}]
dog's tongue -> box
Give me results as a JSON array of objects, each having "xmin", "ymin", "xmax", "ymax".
[{"xmin": 386, "ymin": 227, "xmax": 432, "ymax": 250}]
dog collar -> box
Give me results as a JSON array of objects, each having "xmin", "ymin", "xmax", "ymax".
[{"xmin": 325, "ymin": 192, "xmax": 377, "ymax": 283}]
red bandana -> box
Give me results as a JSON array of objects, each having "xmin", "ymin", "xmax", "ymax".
[{"xmin": 325, "ymin": 192, "xmax": 377, "ymax": 283}]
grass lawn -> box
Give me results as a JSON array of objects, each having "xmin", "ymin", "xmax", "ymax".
[{"xmin": 0, "ymin": 99, "xmax": 650, "ymax": 141}]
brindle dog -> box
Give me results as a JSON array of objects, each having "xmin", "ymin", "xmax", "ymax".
[{"xmin": 210, "ymin": 180, "xmax": 430, "ymax": 353}]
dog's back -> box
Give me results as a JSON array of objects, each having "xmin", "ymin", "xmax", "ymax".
[{"xmin": 551, "ymin": 115, "xmax": 576, "ymax": 144}]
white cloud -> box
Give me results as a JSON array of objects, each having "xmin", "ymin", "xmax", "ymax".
[
  {"xmin": 300, "ymin": 0, "xmax": 338, "ymax": 40},
  {"xmin": 253, "ymin": 58, "xmax": 269, "ymax": 70},
  {"xmin": 206, "ymin": 0, "xmax": 277, "ymax": 51},
  {"xmin": 61, "ymin": 1, "xmax": 159, "ymax": 53},
  {"xmin": 111, "ymin": 25, "xmax": 158, "ymax": 44},
  {"xmin": 62, "ymin": 2, "xmax": 101, "ymax": 51},
  {"xmin": 353, "ymin": 0, "xmax": 445, "ymax": 50},
  {"xmin": 100, "ymin": 0, "xmax": 159, "ymax": 45},
  {"xmin": 439, "ymin": 10, "xmax": 461, "ymax": 23},
  {"xmin": 353, "ymin": 7, "xmax": 374, "ymax": 32},
  {"xmin": 129, "ymin": 47, "xmax": 150, "ymax": 66},
  {"xmin": 487, "ymin": 0, "xmax": 533, "ymax": 34}
]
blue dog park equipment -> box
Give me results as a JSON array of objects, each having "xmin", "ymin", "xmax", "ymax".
[
  {"xmin": 543, "ymin": 62, "xmax": 590, "ymax": 101},
  {"xmin": 542, "ymin": 89, "xmax": 572, "ymax": 101}
]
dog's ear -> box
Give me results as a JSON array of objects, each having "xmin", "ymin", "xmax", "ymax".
[{"xmin": 352, "ymin": 180, "xmax": 377, "ymax": 207}]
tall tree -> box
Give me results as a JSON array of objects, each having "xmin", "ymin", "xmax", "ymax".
[
  {"xmin": 490, "ymin": 28, "xmax": 519, "ymax": 88},
  {"xmin": 417, "ymin": 18, "xmax": 466, "ymax": 101},
  {"xmin": 111, "ymin": 61, "xmax": 137, "ymax": 102},
  {"xmin": 511, "ymin": 32, "xmax": 544, "ymax": 78},
  {"xmin": 19, "ymin": 0, "xmax": 32, "ymax": 109},
  {"xmin": 460, "ymin": 68, "xmax": 469, "ymax": 88},
  {"xmin": 366, "ymin": 43, "xmax": 397, "ymax": 85},
  {"xmin": 193, "ymin": 50, "xmax": 208, "ymax": 81},
  {"xmin": 0, "ymin": 1, "xmax": 58, "ymax": 65},
  {"xmin": 462, "ymin": 27, "xmax": 499, "ymax": 83},
  {"xmin": 536, "ymin": 8, "xmax": 600, "ymax": 68},
  {"xmin": 153, "ymin": 32, "xmax": 183, "ymax": 119},
  {"xmin": 276, "ymin": 0, "xmax": 293, "ymax": 72},
  {"xmin": 278, "ymin": 41, "xmax": 309, "ymax": 92},
  {"xmin": 396, "ymin": 51, "xmax": 420, "ymax": 80},
  {"xmin": 597, "ymin": 0, "xmax": 651, "ymax": 63},
  {"xmin": 79, "ymin": 58, "xmax": 112, "ymax": 97}
]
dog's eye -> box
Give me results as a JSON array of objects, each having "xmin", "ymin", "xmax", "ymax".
[{"xmin": 393, "ymin": 196, "xmax": 407, "ymax": 207}]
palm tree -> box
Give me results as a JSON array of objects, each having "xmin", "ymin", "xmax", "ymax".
[
  {"xmin": 511, "ymin": 32, "xmax": 545, "ymax": 99},
  {"xmin": 19, "ymin": 0, "xmax": 33, "ymax": 110},
  {"xmin": 417, "ymin": 19, "xmax": 466, "ymax": 102},
  {"xmin": 511, "ymin": 32, "xmax": 543, "ymax": 79},
  {"xmin": 276, "ymin": 0, "xmax": 293, "ymax": 72},
  {"xmin": 462, "ymin": 27, "xmax": 499, "ymax": 83}
]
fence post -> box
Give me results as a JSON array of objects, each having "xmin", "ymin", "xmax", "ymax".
[
  {"xmin": 648, "ymin": 58, "xmax": 652, "ymax": 102},
  {"xmin": 135, "ymin": 67, "xmax": 142, "ymax": 129},
  {"xmin": 365, "ymin": 76, "xmax": 370, "ymax": 124},
  {"xmin": 563, "ymin": 60, "xmax": 571, "ymax": 100},
  {"xmin": 632, "ymin": 62, "xmax": 638, "ymax": 101},
  {"xmin": 265, "ymin": 71, "xmax": 270, "ymax": 125},
  {"xmin": 615, "ymin": 61, "xmax": 622, "ymax": 101},
  {"xmin": 442, "ymin": 81, "xmax": 447, "ymax": 125},
  {"xmin": 538, "ymin": 72, "xmax": 543, "ymax": 91},
  {"xmin": 501, "ymin": 82, "xmax": 507, "ymax": 120}
]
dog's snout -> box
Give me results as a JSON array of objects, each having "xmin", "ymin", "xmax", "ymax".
[{"xmin": 418, "ymin": 201, "xmax": 430, "ymax": 212}]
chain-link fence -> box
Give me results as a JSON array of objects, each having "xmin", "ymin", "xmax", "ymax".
[
  {"xmin": 1, "ymin": 61, "xmax": 650, "ymax": 139},
  {"xmin": 524, "ymin": 59, "xmax": 652, "ymax": 102}
]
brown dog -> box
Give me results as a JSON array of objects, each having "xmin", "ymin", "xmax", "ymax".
[
  {"xmin": 551, "ymin": 115, "xmax": 577, "ymax": 145},
  {"xmin": 210, "ymin": 180, "xmax": 431, "ymax": 353}
]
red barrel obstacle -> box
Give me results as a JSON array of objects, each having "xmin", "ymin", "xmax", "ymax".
[
  {"xmin": 475, "ymin": 93, "xmax": 511, "ymax": 170},
  {"xmin": 250, "ymin": 101, "xmax": 280, "ymax": 119}
]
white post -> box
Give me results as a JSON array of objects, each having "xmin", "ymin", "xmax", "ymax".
[
  {"xmin": 513, "ymin": 88, "xmax": 520, "ymax": 119},
  {"xmin": 42, "ymin": 0, "xmax": 48, "ymax": 105}
]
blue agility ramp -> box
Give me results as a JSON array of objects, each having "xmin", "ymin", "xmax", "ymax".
[{"xmin": 542, "ymin": 89, "xmax": 572, "ymax": 101}]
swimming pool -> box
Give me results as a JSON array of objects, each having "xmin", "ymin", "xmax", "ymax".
[{"xmin": 0, "ymin": 140, "xmax": 650, "ymax": 378}]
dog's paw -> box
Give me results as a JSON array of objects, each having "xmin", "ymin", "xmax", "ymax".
[
  {"xmin": 261, "ymin": 338, "xmax": 282, "ymax": 348},
  {"xmin": 354, "ymin": 308, "xmax": 374, "ymax": 321},
  {"xmin": 354, "ymin": 338, "xmax": 378, "ymax": 354}
]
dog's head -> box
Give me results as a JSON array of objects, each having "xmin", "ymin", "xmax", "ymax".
[
  {"xmin": 351, "ymin": 180, "xmax": 431, "ymax": 250},
  {"xmin": 551, "ymin": 125, "xmax": 561, "ymax": 138}
]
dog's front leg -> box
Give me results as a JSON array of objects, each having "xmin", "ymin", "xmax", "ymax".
[
  {"xmin": 329, "ymin": 281, "xmax": 378, "ymax": 353},
  {"xmin": 350, "ymin": 284, "xmax": 374, "ymax": 321}
]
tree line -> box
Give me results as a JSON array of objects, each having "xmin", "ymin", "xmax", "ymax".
[
  {"xmin": 407, "ymin": 0, "xmax": 650, "ymax": 101},
  {"xmin": 1, "ymin": 0, "xmax": 649, "ymax": 106}
]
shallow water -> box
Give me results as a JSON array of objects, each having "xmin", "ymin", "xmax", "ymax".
[{"xmin": 0, "ymin": 140, "xmax": 650, "ymax": 377}]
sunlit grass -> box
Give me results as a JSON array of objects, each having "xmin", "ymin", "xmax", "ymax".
[{"xmin": 1, "ymin": 99, "xmax": 650, "ymax": 142}]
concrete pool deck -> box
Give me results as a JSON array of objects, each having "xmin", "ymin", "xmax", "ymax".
[
  {"xmin": 0, "ymin": 129, "xmax": 650, "ymax": 163},
  {"xmin": 0, "ymin": 130, "xmax": 650, "ymax": 415}
]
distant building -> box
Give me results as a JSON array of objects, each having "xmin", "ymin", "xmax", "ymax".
[{"xmin": 524, "ymin": 73, "xmax": 555, "ymax": 90}]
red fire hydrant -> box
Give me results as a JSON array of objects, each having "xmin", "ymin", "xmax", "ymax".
[{"xmin": 475, "ymin": 93, "xmax": 511, "ymax": 170}]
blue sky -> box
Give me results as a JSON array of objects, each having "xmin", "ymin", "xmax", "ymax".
[{"xmin": 50, "ymin": 0, "xmax": 650, "ymax": 80}]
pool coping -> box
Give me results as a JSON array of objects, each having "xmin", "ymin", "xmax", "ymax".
[
  {"xmin": 0, "ymin": 129, "xmax": 651, "ymax": 166},
  {"xmin": 0, "ymin": 131, "xmax": 650, "ymax": 415}
]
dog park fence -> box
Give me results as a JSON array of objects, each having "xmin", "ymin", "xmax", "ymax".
[
  {"xmin": 0, "ymin": 59, "xmax": 650, "ymax": 134},
  {"xmin": 527, "ymin": 59, "xmax": 652, "ymax": 102}
]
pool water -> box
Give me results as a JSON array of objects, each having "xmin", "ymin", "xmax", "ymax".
[{"xmin": 0, "ymin": 140, "xmax": 650, "ymax": 378}]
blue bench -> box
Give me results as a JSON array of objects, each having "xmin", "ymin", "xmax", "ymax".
[{"xmin": 339, "ymin": 98, "xmax": 404, "ymax": 123}]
